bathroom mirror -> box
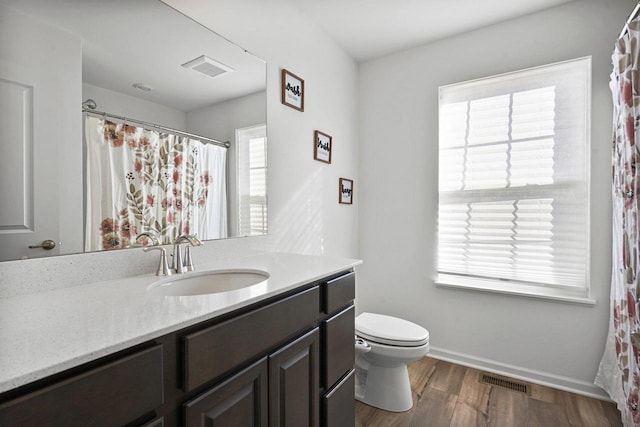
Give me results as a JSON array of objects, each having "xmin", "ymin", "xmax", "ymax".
[{"xmin": 0, "ymin": 0, "xmax": 267, "ymax": 261}]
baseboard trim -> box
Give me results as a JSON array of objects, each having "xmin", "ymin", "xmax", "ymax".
[{"xmin": 428, "ymin": 346, "xmax": 612, "ymax": 402}]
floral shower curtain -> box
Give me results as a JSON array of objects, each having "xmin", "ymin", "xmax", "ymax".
[
  {"xmin": 85, "ymin": 116, "xmax": 227, "ymax": 251},
  {"xmin": 595, "ymin": 11, "xmax": 640, "ymax": 426}
]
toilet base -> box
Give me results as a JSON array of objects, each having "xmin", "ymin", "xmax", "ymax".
[{"xmin": 355, "ymin": 362, "xmax": 413, "ymax": 412}]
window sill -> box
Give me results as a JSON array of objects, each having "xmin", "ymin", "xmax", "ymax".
[{"xmin": 435, "ymin": 274, "xmax": 596, "ymax": 306}]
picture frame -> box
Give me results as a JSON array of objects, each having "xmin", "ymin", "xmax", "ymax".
[
  {"xmin": 339, "ymin": 178, "xmax": 354, "ymax": 205},
  {"xmin": 281, "ymin": 69, "xmax": 304, "ymax": 111},
  {"xmin": 314, "ymin": 130, "xmax": 332, "ymax": 164}
]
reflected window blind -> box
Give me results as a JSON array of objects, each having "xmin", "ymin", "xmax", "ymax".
[
  {"xmin": 437, "ymin": 57, "xmax": 590, "ymax": 291},
  {"xmin": 237, "ymin": 125, "xmax": 268, "ymax": 236}
]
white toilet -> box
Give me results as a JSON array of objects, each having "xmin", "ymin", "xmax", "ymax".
[{"xmin": 354, "ymin": 312, "xmax": 430, "ymax": 412}]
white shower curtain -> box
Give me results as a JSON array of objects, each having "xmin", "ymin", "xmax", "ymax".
[
  {"xmin": 85, "ymin": 116, "xmax": 227, "ymax": 251},
  {"xmin": 595, "ymin": 9, "xmax": 640, "ymax": 426}
]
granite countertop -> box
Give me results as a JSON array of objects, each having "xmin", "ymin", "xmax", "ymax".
[{"xmin": 0, "ymin": 251, "xmax": 361, "ymax": 394}]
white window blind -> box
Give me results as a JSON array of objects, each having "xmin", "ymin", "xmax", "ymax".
[
  {"xmin": 237, "ymin": 125, "xmax": 267, "ymax": 236},
  {"xmin": 437, "ymin": 57, "xmax": 591, "ymax": 299}
]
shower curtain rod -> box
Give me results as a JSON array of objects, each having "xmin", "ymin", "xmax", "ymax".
[
  {"xmin": 620, "ymin": 1, "xmax": 640, "ymax": 38},
  {"xmin": 83, "ymin": 108, "xmax": 230, "ymax": 148}
]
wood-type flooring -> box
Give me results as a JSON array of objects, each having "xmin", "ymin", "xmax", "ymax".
[{"xmin": 355, "ymin": 357, "xmax": 622, "ymax": 427}]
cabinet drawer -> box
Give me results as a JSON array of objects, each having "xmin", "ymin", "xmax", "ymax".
[
  {"xmin": 322, "ymin": 305, "xmax": 355, "ymax": 389},
  {"xmin": 323, "ymin": 271, "xmax": 355, "ymax": 314},
  {"xmin": 183, "ymin": 285, "xmax": 320, "ymax": 392},
  {"xmin": 322, "ymin": 369, "xmax": 355, "ymax": 427},
  {"xmin": 0, "ymin": 345, "xmax": 164, "ymax": 427}
]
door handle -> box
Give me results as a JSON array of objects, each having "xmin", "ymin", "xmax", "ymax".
[{"xmin": 28, "ymin": 239, "xmax": 56, "ymax": 250}]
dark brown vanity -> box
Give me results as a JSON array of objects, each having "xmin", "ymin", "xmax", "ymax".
[{"xmin": 0, "ymin": 270, "xmax": 355, "ymax": 427}]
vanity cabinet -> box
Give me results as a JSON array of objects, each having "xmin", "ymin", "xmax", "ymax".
[
  {"xmin": 183, "ymin": 328, "xmax": 320, "ymax": 427},
  {"xmin": 0, "ymin": 269, "xmax": 356, "ymax": 427}
]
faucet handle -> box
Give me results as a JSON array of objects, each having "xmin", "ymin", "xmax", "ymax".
[
  {"xmin": 184, "ymin": 246, "xmax": 195, "ymax": 272},
  {"xmin": 172, "ymin": 243, "xmax": 187, "ymax": 274},
  {"xmin": 135, "ymin": 231, "xmax": 160, "ymax": 247},
  {"xmin": 177, "ymin": 234, "xmax": 203, "ymax": 246},
  {"xmin": 174, "ymin": 234, "xmax": 201, "ymax": 273},
  {"xmin": 143, "ymin": 246, "xmax": 172, "ymax": 276}
]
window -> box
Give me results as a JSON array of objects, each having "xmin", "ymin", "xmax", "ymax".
[
  {"xmin": 237, "ymin": 125, "xmax": 267, "ymax": 236},
  {"xmin": 437, "ymin": 57, "xmax": 592, "ymax": 303}
]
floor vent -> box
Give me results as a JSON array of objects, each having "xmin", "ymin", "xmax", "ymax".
[{"xmin": 479, "ymin": 373, "xmax": 531, "ymax": 395}]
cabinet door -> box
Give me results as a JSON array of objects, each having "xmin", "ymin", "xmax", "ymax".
[
  {"xmin": 268, "ymin": 328, "xmax": 320, "ymax": 427},
  {"xmin": 322, "ymin": 305, "xmax": 355, "ymax": 389},
  {"xmin": 322, "ymin": 370, "xmax": 355, "ymax": 427},
  {"xmin": 141, "ymin": 417, "xmax": 164, "ymax": 427},
  {"xmin": 184, "ymin": 358, "xmax": 268, "ymax": 427}
]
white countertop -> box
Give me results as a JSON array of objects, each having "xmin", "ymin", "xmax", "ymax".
[{"xmin": 0, "ymin": 252, "xmax": 361, "ymax": 394}]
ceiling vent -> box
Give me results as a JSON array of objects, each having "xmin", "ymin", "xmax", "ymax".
[{"xmin": 182, "ymin": 55, "xmax": 233, "ymax": 79}]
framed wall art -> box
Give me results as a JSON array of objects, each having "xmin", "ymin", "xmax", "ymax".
[
  {"xmin": 339, "ymin": 178, "xmax": 353, "ymax": 205},
  {"xmin": 281, "ymin": 69, "xmax": 304, "ymax": 111},
  {"xmin": 314, "ymin": 130, "xmax": 332, "ymax": 164}
]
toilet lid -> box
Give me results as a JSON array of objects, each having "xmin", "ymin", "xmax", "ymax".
[{"xmin": 355, "ymin": 312, "xmax": 429, "ymax": 347}]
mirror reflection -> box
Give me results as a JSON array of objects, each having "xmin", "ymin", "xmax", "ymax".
[{"xmin": 0, "ymin": 0, "xmax": 267, "ymax": 261}]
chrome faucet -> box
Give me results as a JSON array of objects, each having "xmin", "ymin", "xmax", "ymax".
[
  {"xmin": 138, "ymin": 231, "xmax": 171, "ymax": 276},
  {"xmin": 172, "ymin": 234, "xmax": 203, "ymax": 274}
]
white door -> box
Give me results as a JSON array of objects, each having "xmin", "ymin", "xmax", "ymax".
[
  {"xmin": 0, "ymin": 6, "xmax": 83, "ymax": 262},
  {"xmin": 0, "ymin": 60, "xmax": 61, "ymax": 261}
]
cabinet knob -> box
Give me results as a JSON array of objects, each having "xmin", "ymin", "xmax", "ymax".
[{"xmin": 28, "ymin": 239, "xmax": 56, "ymax": 250}]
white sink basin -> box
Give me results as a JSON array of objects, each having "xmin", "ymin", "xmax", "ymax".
[{"xmin": 148, "ymin": 269, "xmax": 269, "ymax": 296}]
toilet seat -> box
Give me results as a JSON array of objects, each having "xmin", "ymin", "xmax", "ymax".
[{"xmin": 355, "ymin": 312, "xmax": 429, "ymax": 347}]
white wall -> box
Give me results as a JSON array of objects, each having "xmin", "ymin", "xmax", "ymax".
[
  {"xmin": 82, "ymin": 83, "xmax": 187, "ymax": 131},
  {"xmin": 357, "ymin": 0, "xmax": 633, "ymax": 398},
  {"xmin": 187, "ymin": 91, "xmax": 266, "ymax": 143}
]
